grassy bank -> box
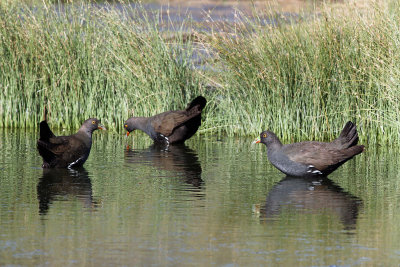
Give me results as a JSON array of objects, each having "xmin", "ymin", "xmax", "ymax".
[
  {"xmin": 210, "ymin": 0, "xmax": 400, "ymax": 143},
  {"xmin": 1, "ymin": 1, "xmax": 400, "ymax": 144},
  {"xmin": 0, "ymin": 2, "xmax": 206, "ymax": 131}
]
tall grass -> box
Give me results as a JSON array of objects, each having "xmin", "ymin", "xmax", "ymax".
[
  {"xmin": 1, "ymin": 1, "xmax": 400, "ymax": 144},
  {"xmin": 0, "ymin": 2, "xmax": 206, "ymax": 131},
  {"xmin": 210, "ymin": 1, "xmax": 400, "ymax": 143}
]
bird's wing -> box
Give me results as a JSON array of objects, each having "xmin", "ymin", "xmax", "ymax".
[
  {"xmin": 37, "ymin": 135, "xmax": 69, "ymax": 163},
  {"xmin": 37, "ymin": 135, "xmax": 70, "ymax": 156},
  {"xmin": 37, "ymin": 135, "xmax": 88, "ymax": 164},
  {"xmin": 283, "ymin": 142, "xmax": 351, "ymax": 171},
  {"xmin": 151, "ymin": 108, "xmax": 202, "ymax": 137}
]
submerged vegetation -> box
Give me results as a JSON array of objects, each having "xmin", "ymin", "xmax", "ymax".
[{"xmin": 1, "ymin": 0, "xmax": 400, "ymax": 143}]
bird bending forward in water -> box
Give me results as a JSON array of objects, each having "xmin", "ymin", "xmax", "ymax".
[{"xmin": 124, "ymin": 96, "xmax": 207, "ymax": 145}]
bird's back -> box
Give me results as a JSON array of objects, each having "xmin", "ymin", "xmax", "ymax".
[{"xmin": 37, "ymin": 126, "xmax": 90, "ymax": 168}]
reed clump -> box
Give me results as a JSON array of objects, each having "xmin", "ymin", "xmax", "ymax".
[
  {"xmin": 1, "ymin": 1, "xmax": 400, "ymax": 144},
  {"xmin": 210, "ymin": 1, "xmax": 400, "ymax": 143},
  {"xmin": 0, "ymin": 2, "xmax": 206, "ymax": 131}
]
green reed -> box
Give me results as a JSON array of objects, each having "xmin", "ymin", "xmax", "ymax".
[
  {"xmin": 1, "ymin": 1, "xmax": 400, "ymax": 144},
  {"xmin": 210, "ymin": 1, "xmax": 400, "ymax": 143},
  {"xmin": 0, "ymin": 2, "xmax": 206, "ymax": 131}
]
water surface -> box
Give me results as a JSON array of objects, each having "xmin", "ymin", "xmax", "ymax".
[{"xmin": 1, "ymin": 130, "xmax": 400, "ymax": 266}]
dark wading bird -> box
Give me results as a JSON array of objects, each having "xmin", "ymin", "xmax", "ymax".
[
  {"xmin": 124, "ymin": 96, "xmax": 207, "ymax": 145},
  {"xmin": 253, "ymin": 121, "xmax": 364, "ymax": 176},
  {"xmin": 37, "ymin": 116, "xmax": 106, "ymax": 168}
]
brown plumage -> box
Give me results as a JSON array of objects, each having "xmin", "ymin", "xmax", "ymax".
[
  {"xmin": 37, "ymin": 118, "xmax": 106, "ymax": 168},
  {"xmin": 254, "ymin": 121, "xmax": 365, "ymax": 176},
  {"xmin": 124, "ymin": 96, "xmax": 207, "ymax": 144}
]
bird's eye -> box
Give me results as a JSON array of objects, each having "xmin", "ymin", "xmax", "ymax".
[
  {"xmin": 92, "ymin": 121, "xmax": 96, "ymax": 124},
  {"xmin": 263, "ymin": 133, "xmax": 267, "ymax": 138},
  {"xmin": 124, "ymin": 124, "xmax": 128, "ymax": 128}
]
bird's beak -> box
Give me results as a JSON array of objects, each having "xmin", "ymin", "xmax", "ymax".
[
  {"xmin": 98, "ymin": 124, "xmax": 106, "ymax": 130},
  {"xmin": 252, "ymin": 137, "xmax": 260, "ymax": 144},
  {"xmin": 125, "ymin": 129, "xmax": 135, "ymax": 137}
]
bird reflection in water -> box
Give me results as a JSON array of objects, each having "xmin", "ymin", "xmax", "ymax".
[
  {"xmin": 256, "ymin": 176, "xmax": 362, "ymax": 230},
  {"xmin": 37, "ymin": 167, "xmax": 97, "ymax": 215},
  {"xmin": 125, "ymin": 143, "xmax": 204, "ymax": 193}
]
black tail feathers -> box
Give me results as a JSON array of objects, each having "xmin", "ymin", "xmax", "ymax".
[
  {"xmin": 186, "ymin": 96, "xmax": 207, "ymax": 111},
  {"xmin": 338, "ymin": 121, "xmax": 359, "ymax": 148},
  {"xmin": 39, "ymin": 121, "xmax": 55, "ymax": 141}
]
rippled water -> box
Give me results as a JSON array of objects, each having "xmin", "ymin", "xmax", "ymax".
[{"xmin": 1, "ymin": 129, "xmax": 400, "ymax": 266}]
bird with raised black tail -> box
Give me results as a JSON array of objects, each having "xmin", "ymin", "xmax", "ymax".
[
  {"xmin": 124, "ymin": 96, "xmax": 207, "ymax": 145},
  {"xmin": 253, "ymin": 121, "xmax": 364, "ymax": 176},
  {"xmin": 37, "ymin": 113, "xmax": 106, "ymax": 168}
]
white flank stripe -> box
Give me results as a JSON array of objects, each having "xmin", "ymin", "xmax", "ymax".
[{"xmin": 68, "ymin": 157, "xmax": 84, "ymax": 169}]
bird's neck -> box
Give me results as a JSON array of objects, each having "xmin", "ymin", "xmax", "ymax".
[
  {"xmin": 77, "ymin": 127, "xmax": 93, "ymax": 138},
  {"xmin": 266, "ymin": 136, "xmax": 283, "ymax": 152},
  {"xmin": 132, "ymin": 117, "xmax": 151, "ymax": 133}
]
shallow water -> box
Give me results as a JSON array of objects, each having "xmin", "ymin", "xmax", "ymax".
[{"xmin": 1, "ymin": 129, "xmax": 400, "ymax": 266}]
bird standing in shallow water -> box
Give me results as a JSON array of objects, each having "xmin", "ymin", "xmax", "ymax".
[
  {"xmin": 253, "ymin": 121, "xmax": 364, "ymax": 176},
  {"xmin": 124, "ymin": 96, "xmax": 207, "ymax": 145},
  {"xmin": 37, "ymin": 118, "xmax": 106, "ymax": 168}
]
